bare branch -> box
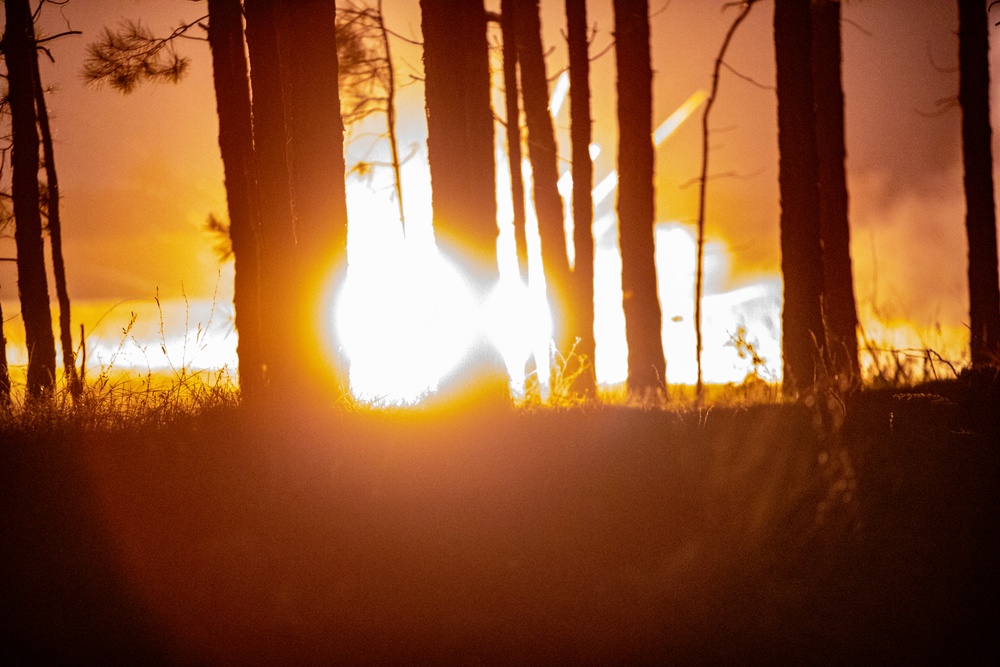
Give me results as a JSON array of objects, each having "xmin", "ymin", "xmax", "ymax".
[
  {"xmin": 650, "ymin": 1, "xmax": 671, "ymax": 20},
  {"xmin": 926, "ymin": 39, "xmax": 958, "ymax": 73},
  {"xmin": 589, "ymin": 37, "xmax": 616, "ymax": 63},
  {"xmin": 678, "ymin": 167, "xmax": 765, "ymax": 190},
  {"xmin": 842, "ymin": 17, "xmax": 873, "ymax": 37},
  {"xmin": 36, "ymin": 30, "xmax": 82, "ymax": 46},
  {"xmin": 914, "ymin": 96, "xmax": 959, "ymax": 118},
  {"xmin": 720, "ymin": 61, "xmax": 774, "ymax": 91},
  {"xmin": 694, "ymin": 0, "xmax": 761, "ymax": 400}
]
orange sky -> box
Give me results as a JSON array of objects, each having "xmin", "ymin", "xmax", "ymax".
[{"xmin": 1, "ymin": 0, "xmax": 998, "ymax": 380}]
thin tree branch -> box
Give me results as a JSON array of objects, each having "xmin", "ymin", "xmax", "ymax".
[
  {"xmin": 842, "ymin": 17, "xmax": 872, "ymax": 37},
  {"xmin": 720, "ymin": 61, "xmax": 774, "ymax": 91},
  {"xmin": 694, "ymin": 0, "xmax": 761, "ymax": 401},
  {"xmin": 36, "ymin": 30, "xmax": 82, "ymax": 45},
  {"xmin": 678, "ymin": 167, "xmax": 765, "ymax": 190},
  {"xmin": 914, "ymin": 96, "xmax": 959, "ymax": 118},
  {"xmin": 926, "ymin": 39, "xmax": 958, "ymax": 73},
  {"xmin": 589, "ymin": 37, "xmax": 615, "ymax": 62}
]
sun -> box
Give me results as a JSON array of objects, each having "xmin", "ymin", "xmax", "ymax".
[{"xmin": 334, "ymin": 232, "xmax": 480, "ymax": 405}]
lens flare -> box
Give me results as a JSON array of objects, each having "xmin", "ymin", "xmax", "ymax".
[{"xmin": 334, "ymin": 228, "xmax": 480, "ymax": 405}]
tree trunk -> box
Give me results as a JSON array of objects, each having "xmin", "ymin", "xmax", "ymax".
[
  {"xmin": 0, "ymin": 297, "xmax": 10, "ymax": 405},
  {"xmin": 613, "ymin": 0, "xmax": 665, "ymax": 397},
  {"xmin": 774, "ymin": 0, "xmax": 827, "ymax": 396},
  {"xmin": 32, "ymin": 47, "xmax": 79, "ymax": 397},
  {"xmin": 501, "ymin": 0, "xmax": 528, "ymax": 277},
  {"xmin": 3, "ymin": 0, "xmax": 57, "ymax": 398},
  {"xmin": 420, "ymin": 0, "xmax": 506, "ymax": 397},
  {"xmin": 244, "ymin": 0, "xmax": 297, "ymax": 392},
  {"xmin": 959, "ymin": 0, "xmax": 1000, "ymax": 368},
  {"xmin": 565, "ymin": 0, "xmax": 597, "ymax": 397},
  {"xmin": 419, "ymin": 0, "xmax": 498, "ymax": 277},
  {"xmin": 207, "ymin": 0, "xmax": 265, "ymax": 400},
  {"xmin": 812, "ymin": 0, "xmax": 860, "ymax": 385},
  {"xmin": 513, "ymin": 0, "xmax": 572, "ymax": 385},
  {"xmin": 277, "ymin": 0, "xmax": 351, "ymax": 392}
]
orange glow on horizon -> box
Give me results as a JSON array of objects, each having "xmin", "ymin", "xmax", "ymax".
[{"xmin": 0, "ymin": 49, "xmax": 975, "ymax": 405}]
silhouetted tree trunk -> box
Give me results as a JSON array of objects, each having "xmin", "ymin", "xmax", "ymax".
[
  {"xmin": 420, "ymin": 0, "xmax": 506, "ymax": 396},
  {"xmin": 207, "ymin": 0, "xmax": 264, "ymax": 400},
  {"xmin": 3, "ymin": 0, "xmax": 57, "ymax": 398},
  {"xmin": 513, "ymin": 0, "xmax": 572, "ymax": 373},
  {"xmin": 0, "ymin": 297, "xmax": 9, "ymax": 405},
  {"xmin": 420, "ymin": 0, "xmax": 497, "ymax": 275},
  {"xmin": 277, "ymin": 0, "xmax": 351, "ymax": 391},
  {"xmin": 566, "ymin": 0, "xmax": 597, "ymax": 397},
  {"xmin": 501, "ymin": 0, "xmax": 528, "ymax": 276},
  {"xmin": 959, "ymin": 0, "xmax": 1000, "ymax": 367},
  {"xmin": 244, "ymin": 0, "xmax": 297, "ymax": 391},
  {"xmin": 812, "ymin": 0, "xmax": 859, "ymax": 385},
  {"xmin": 775, "ymin": 0, "xmax": 827, "ymax": 396},
  {"xmin": 31, "ymin": 46, "xmax": 79, "ymax": 397},
  {"xmin": 613, "ymin": 0, "xmax": 665, "ymax": 397}
]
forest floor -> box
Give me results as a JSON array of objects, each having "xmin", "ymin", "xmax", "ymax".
[{"xmin": 2, "ymin": 372, "xmax": 999, "ymax": 665}]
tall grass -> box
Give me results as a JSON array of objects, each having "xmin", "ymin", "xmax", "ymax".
[
  {"xmin": 0, "ymin": 292, "xmax": 239, "ymax": 433},
  {"xmin": 0, "ymin": 293, "xmax": 979, "ymax": 430}
]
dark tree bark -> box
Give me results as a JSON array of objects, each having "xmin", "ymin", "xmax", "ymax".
[
  {"xmin": 565, "ymin": 0, "xmax": 597, "ymax": 396},
  {"xmin": 0, "ymin": 297, "xmax": 9, "ymax": 405},
  {"xmin": 420, "ymin": 0, "xmax": 507, "ymax": 397},
  {"xmin": 774, "ymin": 0, "xmax": 827, "ymax": 396},
  {"xmin": 419, "ymin": 0, "xmax": 498, "ymax": 277},
  {"xmin": 207, "ymin": 0, "xmax": 265, "ymax": 400},
  {"xmin": 513, "ymin": 0, "xmax": 572, "ymax": 365},
  {"xmin": 276, "ymin": 0, "xmax": 351, "ymax": 391},
  {"xmin": 244, "ymin": 0, "xmax": 297, "ymax": 391},
  {"xmin": 3, "ymin": 0, "xmax": 57, "ymax": 398},
  {"xmin": 31, "ymin": 33, "xmax": 80, "ymax": 397},
  {"xmin": 959, "ymin": 0, "xmax": 1000, "ymax": 367},
  {"xmin": 613, "ymin": 0, "xmax": 665, "ymax": 396},
  {"xmin": 501, "ymin": 0, "xmax": 528, "ymax": 276},
  {"xmin": 812, "ymin": 0, "xmax": 860, "ymax": 385}
]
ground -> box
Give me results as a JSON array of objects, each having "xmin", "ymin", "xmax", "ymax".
[{"xmin": 2, "ymin": 373, "xmax": 998, "ymax": 664}]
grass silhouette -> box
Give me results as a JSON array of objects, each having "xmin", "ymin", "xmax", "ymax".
[
  {"xmin": 2, "ymin": 356, "xmax": 998, "ymax": 663},
  {"xmin": 1, "ymin": 299, "xmax": 997, "ymax": 662}
]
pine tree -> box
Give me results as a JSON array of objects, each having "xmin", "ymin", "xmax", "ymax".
[
  {"xmin": 513, "ymin": 0, "xmax": 572, "ymax": 373},
  {"xmin": 501, "ymin": 0, "xmax": 529, "ymax": 276},
  {"xmin": 813, "ymin": 0, "xmax": 860, "ymax": 385},
  {"xmin": 613, "ymin": 0, "xmax": 666, "ymax": 397},
  {"xmin": 959, "ymin": 0, "xmax": 1000, "ymax": 367},
  {"xmin": 420, "ymin": 0, "xmax": 498, "ymax": 274},
  {"xmin": 277, "ymin": 0, "xmax": 351, "ymax": 392},
  {"xmin": 3, "ymin": 0, "xmax": 57, "ymax": 398},
  {"xmin": 774, "ymin": 0, "xmax": 827, "ymax": 396},
  {"xmin": 420, "ymin": 0, "xmax": 506, "ymax": 395},
  {"xmin": 207, "ymin": 0, "xmax": 264, "ymax": 399},
  {"xmin": 244, "ymin": 0, "xmax": 298, "ymax": 391},
  {"xmin": 565, "ymin": 0, "xmax": 597, "ymax": 396}
]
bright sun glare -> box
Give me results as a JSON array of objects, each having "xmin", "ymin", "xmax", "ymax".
[
  {"xmin": 336, "ymin": 246, "xmax": 479, "ymax": 405},
  {"xmin": 327, "ymin": 83, "xmax": 787, "ymax": 405},
  {"xmin": 0, "ymin": 70, "xmax": 790, "ymax": 403}
]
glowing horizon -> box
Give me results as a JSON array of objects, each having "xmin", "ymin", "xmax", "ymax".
[{"xmin": 0, "ymin": 85, "xmax": 973, "ymax": 404}]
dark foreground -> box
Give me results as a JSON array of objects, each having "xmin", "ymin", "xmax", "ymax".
[{"xmin": 2, "ymin": 375, "xmax": 999, "ymax": 665}]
